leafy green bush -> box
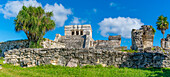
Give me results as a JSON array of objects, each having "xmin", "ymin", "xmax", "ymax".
[
  {"xmin": 121, "ymin": 49, "xmax": 138, "ymax": 53},
  {"xmin": 151, "ymin": 27, "xmax": 156, "ymax": 34},
  {"xmin": 29, "ymin": 40, "xmax": 43, "ymax": 48},
  {"xmin": 0, "ymin": 49, "xmax": 2, "ymax": 54}
]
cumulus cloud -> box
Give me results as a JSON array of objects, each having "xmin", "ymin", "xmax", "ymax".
[
  {"xmin": 98, "ymin": 17, "xmax": 144, "ymax": 38},
  {"xmin": 0, "ymin": 0, "xmax": 42, "ymax": 18},
  {"xmin": 44, "ymin": 3, "xmax": 72, "ymax": 27},
  {"xmin": 70, "ymin": 17, "xmax": 86, "ymax": 25},
  {"xmin": 0, "ymin": 0, "xmax": 72, "ymax": 27}
]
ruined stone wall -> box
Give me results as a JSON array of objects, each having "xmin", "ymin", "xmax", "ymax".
[
  {"xmin": 41, "ymin": 39, "xmax": 65, "ymax": 48},
  {"xmin": 131, "ymin": 29, "xmax": 143, "ymax": 50},
  {"xmin": 131, "ymin": 25, "xmax": 155, "ymax": 51},
  {"xmin": 4, "ymin": 48, "xmax": 170, "ymax": 68},
  {"xmin": 57, "ymin": 35, "xmax": 85, "ymax": 48},
  {"xmin": 161, "ymin": 34, "xmax": 170, "ymax": 49},
  {"xmin": 93, "ymin": 40, "xmax": 116, "ymax": 49},
  {"xmin": 0, "ymin": 40, "xmax": 29, "ymax": 56},
  {"xmin": 0, "ymin": 39, "xmax": 65, "ymax": 56},
  {"xmin": 93, "ymin": 35, "xmax": 121, "ymax": 50}
]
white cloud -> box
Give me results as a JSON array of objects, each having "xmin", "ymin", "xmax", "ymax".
[
  {"xmin": 44, "ymin": 3, "xmax": 72, "ymax": 27},
  {"xmin": 110, "ymin": 2, "xmax": 117, "ymax": 7},
  {"xmin": 70, "ymin": 17, "xmax": 86, "ymax": 25},
  {"xmin": 98, "ymin": 17, "xmax": 144, "ymax": 38},
  {"xmin": 71, "ymin": 17, "xmax": 80, "ymax": 24},
  {"xmin": 0, "ymin": 0, "xmax": 42, "ymax": 19},
  {"xmin": 0, "ymin": 0, "xmax": 72, "ymax": 27},
  {"xmin": 93, "ymin": 8, "xmax": 97, "ymax": 13}
]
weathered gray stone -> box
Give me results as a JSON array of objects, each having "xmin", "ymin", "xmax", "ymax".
[
  {"xmin": 3, "ymin": 48, "xmax": 170, "ymax": 68},
  {"xmin": 66, "ymin": 58, "xmax": 78, "ymax": 67},
  {"xmin": 131, "ymin": 25, "xmax": 155, "ymax": 51}
]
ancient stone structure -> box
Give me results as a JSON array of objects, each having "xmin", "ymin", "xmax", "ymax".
[
  {"xmin": 0, "ymin": 25, "xmax": 124, "ymax": 57},
  {"xmin": 93, "ymin": 35, "xmax": 125, "ymax": 50},
  {"xmin": 54, "ymin": 25, "xmax": 124, "ymax": 49},
  {"xmin": 3, "ymin": 24, "xmax": 170, "ymax": 68},
  {"xmin": 54, "ymin": 25, "xmax": 94, "ymax": 48},
  {"xmin": 4, "ymin": 48, "xmax": 170, "ymax": 68},
  {"xmin": 64, "ymin": 25, "xmax": 92, "ymax": 37},
  {"xmin": 41, "ymin": 38, "xmax": 65, "ymax": 48},
  {"xmin": 161, "ymin": 34, "xmax": 170, "ymax": 49},
  {"xmin": 131, "ymin": 25, "xmax": 155, "ymax": 51},
  {"xmin": 0, "ymin": 40, "xmax": 29, "ymax": 56},
  {"xmin": 0, "ymin": 39, "xmax": 64, "ymax": 56}
]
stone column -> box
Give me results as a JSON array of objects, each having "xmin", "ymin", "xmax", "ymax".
[
  {"xmin": 74, "ymin": 30, "xmax": 76, "ymax": 35},
  {"xmin": 79, "ymin": 30, "xmax": 81, "ymax": 35}
]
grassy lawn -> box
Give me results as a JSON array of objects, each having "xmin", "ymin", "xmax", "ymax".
[{"xmin": 0, "ymin": 58, "xmax": 170, "ymax": 77}]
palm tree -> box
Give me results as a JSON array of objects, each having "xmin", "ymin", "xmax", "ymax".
[
  {"xmin": 156, "ymin": 15, "xmax": 169, "ymax": 39},
  {"xmin": 14, "ymin": 6, "xmax": 56, "ymax": 48}
]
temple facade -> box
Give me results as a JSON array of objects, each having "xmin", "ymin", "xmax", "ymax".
[
  {"xmin": 54, "ymin": 25, "xmax": 123, "ymax": 49},
  {"xmin": 54, "ymin": 25, "xmax": 94, "ymax": 48},
  {"xmin": 64, "ymin": 25, "xmax": 92, "ymax": 37}
]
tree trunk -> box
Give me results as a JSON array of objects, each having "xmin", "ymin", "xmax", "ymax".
[{"xmin": 161, "ymin": 30, "xmax": 165, "ymax": 39}]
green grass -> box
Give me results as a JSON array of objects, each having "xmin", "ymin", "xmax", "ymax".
[{"xmin": 0, "ymin": 58, "xmax": 170, "ymax": 77}]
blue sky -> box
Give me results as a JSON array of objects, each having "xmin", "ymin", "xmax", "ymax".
[{"xmin": 0, "ymin": 0, "xmax": 170, "ymax": 48}]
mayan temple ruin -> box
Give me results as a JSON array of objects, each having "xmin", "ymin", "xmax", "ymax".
[
  {"xmin": 54, "ymin": 25, "xmax": 94, "ymax": 48},
  {"xmin": 53, "ymin": 25, "xmax": 124, "ymax": 50},
  {"xmin": 131, "ymin": 25, "xmax": 155, "ymax": 51},
  {"xmin": 1, "ymin": 25, "xmax": 170, "ymax": 68}
]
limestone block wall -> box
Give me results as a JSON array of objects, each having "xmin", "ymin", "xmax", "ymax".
[
  {"xmin": 93, "ymin": 40, "xmax": 117, "ymax": 49},
  {"xmin": 0, "ymin": 39, "xmax": 65, "ymax": 56},
  {"xmin": 93, "ymin": 35, "xmax": 121, "ymax": 50},
  {"xmin": 4, "ymin": 48, "xmax": 170, "ymax": 68},
  {"xmin": 161, "ymin": 34, "xmax": 170, "ymax": 49},
  {"xmin": 142, "ymin": 25, "xmax": 155, "ymax": 49},
  {"xmin": 131, "ymin": 25, "xmax": 155, "ymax": 51},
  {"xmin": 41, "ymin": 39, "xmax": 65, "ymax": 48},
  {"xmin": 131, "ymin": 29, "xmax": 143, "ymax": 50},
  {"xmin": 57, "ymin": 35, "xmax": 85, "ymax": 48},
  {"xmin": 0, "ymin": 40, "xmax": 29, "ymax": 56}
]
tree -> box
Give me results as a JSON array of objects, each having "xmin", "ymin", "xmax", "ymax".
[
  {"xmin": 156, "ymin": 15, "xmax": 169, "ymax": 39},
  {"xmin": 14, "ymin": 6, "xmax": 56, "ymax": 48}
]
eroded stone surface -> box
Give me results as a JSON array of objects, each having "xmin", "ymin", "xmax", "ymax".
[
  {"xmin": 66, "ymin": 58, "xmax": 78, "ymax": 67},
  {"xmin": 4, "ymin": 48, "xmax": 170, "ymax": 68},
  {"xmin": 131, "ymin": 25, "xmax": 155, "ymax": 51}
]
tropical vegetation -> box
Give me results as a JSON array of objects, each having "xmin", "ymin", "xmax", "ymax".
[
  {"xmin": 156, "ymin": 15, "xmax": 169, "ymax": 39},
  {"xmin": 14, "ymin": 6, "xmax": 56, "ymax": 48}
]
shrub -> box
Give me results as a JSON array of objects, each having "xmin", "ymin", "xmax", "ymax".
[
  {"xmin": 0, "ymin": 49, "xmax": 2, "ymax": 54},
  {"xmin": 121, "ymin": 49, "xmax": 138, "ymax": 53},
  {"xmin": 29, "ymin": 40, "xmax": 43, "ymax": 48}
]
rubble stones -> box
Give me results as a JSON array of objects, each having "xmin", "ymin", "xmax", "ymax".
[
  {"xmin": 66, "ymin": 58, "xmax": 79, "ymax": 67},
  {"xmin": 4, "ymin": 48, "xmax": 170, "ymax": 68}
]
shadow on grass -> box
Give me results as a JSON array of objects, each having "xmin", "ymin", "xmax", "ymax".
[{"xmin": 138, "ymin": 68, "xmax": 170, "ymax": 77}]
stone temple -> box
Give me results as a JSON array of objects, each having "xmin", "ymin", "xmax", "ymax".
[
  {"xmin": 54, "ymin": 25, "xmax": 125, "ymax": 50},
  {"xmin": 0, "ymin": 25, "xmax": 125, "ymax": 56},
  {"xmin": 54, "ymin": 25, "xmax": 94, "ymax": 48}
]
